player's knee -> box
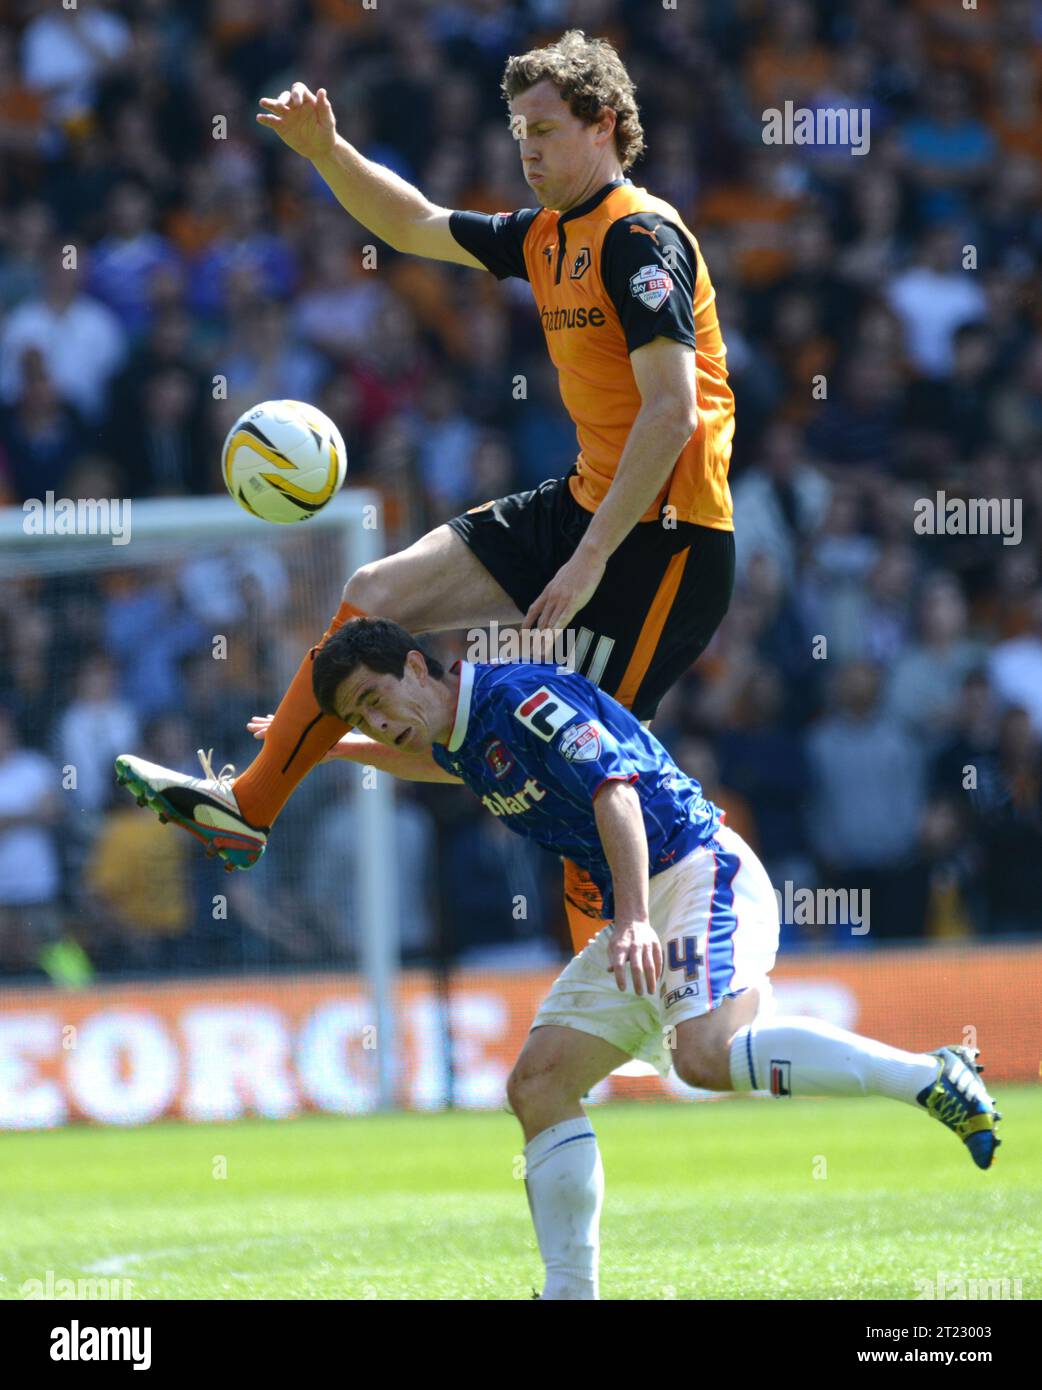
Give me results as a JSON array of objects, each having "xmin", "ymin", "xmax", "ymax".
[
  {"xmin": 505, "ymin": 1063, "xmax": 539, "ymax": 1120},
  {"xmin": 506, "ymin": 1057, "xmax": 565, "ymax": 1122},
  {"xmin": 672, "ymin": 1054, "xmax": 710, "ymax": 1090},
  {"xmin": 672, "ymin": 1044, "xmax": 729, "ymax": 1092}
]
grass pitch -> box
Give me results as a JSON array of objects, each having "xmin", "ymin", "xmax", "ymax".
[{"xmin": 2, "ymin": 1090, "xmax": 1039, "ymax": 1300}]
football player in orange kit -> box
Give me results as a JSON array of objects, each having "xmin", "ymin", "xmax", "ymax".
[{"xmin": 115, "ymin": 30, "xmax": 736, "ymax": 956}]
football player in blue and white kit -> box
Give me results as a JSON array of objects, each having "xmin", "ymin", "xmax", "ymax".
[{"xmin": 245, "ymin": 617, "xmax": 1001, "ymax": 1301}]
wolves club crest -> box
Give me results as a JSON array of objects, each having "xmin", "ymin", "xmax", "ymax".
[{"xmin": 570, "ymin": 247, "xmax": 591, "ymax": 279}]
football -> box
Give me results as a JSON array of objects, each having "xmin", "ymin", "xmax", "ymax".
[{"xmin": 222, "ymin": 399, "xmax": 347, "ymax": 523}]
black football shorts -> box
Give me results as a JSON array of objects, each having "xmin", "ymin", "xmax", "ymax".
[{"xmin": 447, "ymin": 471, "xmax": 734, "ymax": 721}]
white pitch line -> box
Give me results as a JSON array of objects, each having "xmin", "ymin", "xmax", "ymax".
[{"xmin": 83, "ymin": 1232, "xmax": 314, "ymax": 1276}]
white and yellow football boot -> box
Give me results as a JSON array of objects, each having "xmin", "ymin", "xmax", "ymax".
[{"xmin": 114, "ymin": 750, "xmax": 268, "ymax": 871}]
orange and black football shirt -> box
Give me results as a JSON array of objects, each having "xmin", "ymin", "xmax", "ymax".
[{"xmin": 450, "ymin": 177, "xmax": 734, "ymax": 531}]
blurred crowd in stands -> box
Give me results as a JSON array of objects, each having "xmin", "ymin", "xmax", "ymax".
[{"xmin": 1, "ymin": 0, "xmax": 1041, "ymax": 980}]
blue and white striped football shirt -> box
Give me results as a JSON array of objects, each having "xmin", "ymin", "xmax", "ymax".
[{"xmin": 430, "ymin": 662, "xmax": 722, "ymax": 919}]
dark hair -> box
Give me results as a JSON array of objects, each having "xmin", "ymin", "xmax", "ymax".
[
  {"xmin": 312, "ymin": 617, "xmax": 445, "ymax": 718},
  {"xmin": 501, "ymin": 29, "xmax": 646, "ymax": 173}
]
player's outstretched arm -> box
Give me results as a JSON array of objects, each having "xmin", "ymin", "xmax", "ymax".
[
  {"xmin": 256, "ymin": 83, "xmax": 484, "ymax": 268},
  {"xmin": 246, "ymin": 716, "xmax": 462, "ymax": 784}
]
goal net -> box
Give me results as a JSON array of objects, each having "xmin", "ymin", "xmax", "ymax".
[{"xmin": 0, "ymin": 491, "xmax": 400, "ymax": 1123}]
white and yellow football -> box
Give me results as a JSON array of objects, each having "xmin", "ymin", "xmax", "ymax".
[{"xmin": 222, "ymin": 400, "xmax": 347, "ymax": 523}]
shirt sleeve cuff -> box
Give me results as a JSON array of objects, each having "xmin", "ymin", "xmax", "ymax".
[{"xmin": 592, "ymin": 772, "xmax": 640, "ymax": 800}]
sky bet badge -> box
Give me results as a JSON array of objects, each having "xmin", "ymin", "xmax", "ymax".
[
  {"xmin": 629, "ymin": 263, "xmax": 673, "ymax": 310},
  {"xmin": 560, "ymin": 721, "xmax": 602, "ymax": 763}
]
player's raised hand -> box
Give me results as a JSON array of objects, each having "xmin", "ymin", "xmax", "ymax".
[
  {"xmin": 247, "ymin": 715, "xmax": 275, "ymax": 740},
  {"xmin": 256, "ymin": 83, "xmax": 337, "ymax": 160},
  {"xmin": 607, "ymin": 919, "xmax": 662, "ymax": 995},
  {"xmin": 523, "ymin": 548, "xmax": 606, "ymax": 636}
]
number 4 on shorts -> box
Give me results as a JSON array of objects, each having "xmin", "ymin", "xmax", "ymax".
[{"xmin": 667, "ymin": 936, "xmax": 703, "ymax": 981}]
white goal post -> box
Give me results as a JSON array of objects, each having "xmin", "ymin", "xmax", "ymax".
[{"xmin": 0, "ymin": 490, "xmax": 400, "ymax": 1110}]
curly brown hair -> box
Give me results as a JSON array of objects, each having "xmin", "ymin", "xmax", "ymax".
[{"xmin": 500, "ymin": 29, "xmax": 646, "ymax": 173}]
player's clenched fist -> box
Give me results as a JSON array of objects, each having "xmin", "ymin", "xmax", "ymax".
[
  {"xmin": 607, "ymin": 919, "xmax": 662, "ymax": 995},
  {"xmin": 256, "ymin": 82, "xmax": 337, "ymax": 161}
]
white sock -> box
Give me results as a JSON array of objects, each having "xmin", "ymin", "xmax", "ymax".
[
  {"xmin": 523, "ymin": 1116, "xmax": 603, "ymax": 1300},
  {"xmin": 729, "ymin": 1017, "xmax": 940, "ymax": 1104}
]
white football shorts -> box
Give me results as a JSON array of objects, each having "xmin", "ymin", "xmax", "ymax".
[{"xmin": 531, "ymin": 824, "xmax": 781, "ymax": 1077}]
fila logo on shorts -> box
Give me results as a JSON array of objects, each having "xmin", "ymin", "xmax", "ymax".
[
  {"xmin": 513, "ymin": 687, "xmax": 578, "ymax": 740},
  {"xmin": 663, "ymin": 983, "xmax": 699, "ymax": 1009}
]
